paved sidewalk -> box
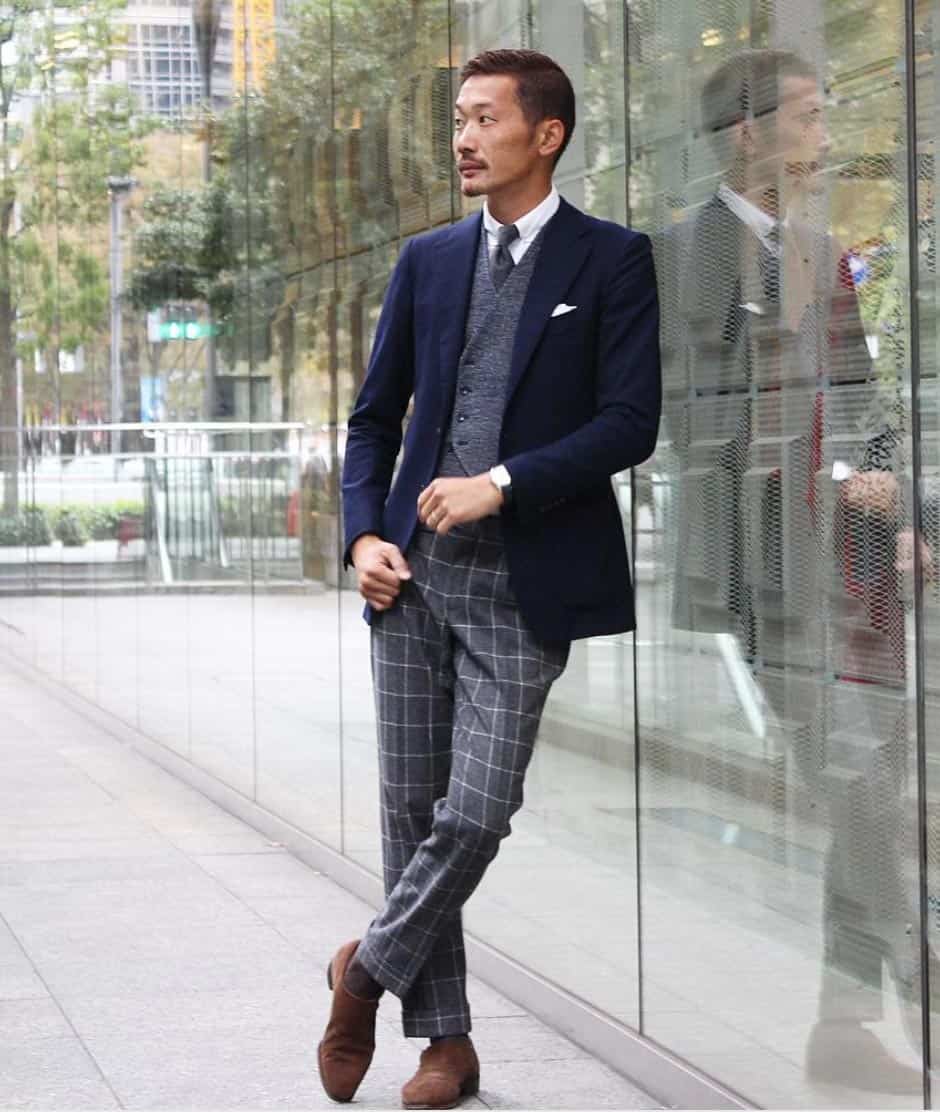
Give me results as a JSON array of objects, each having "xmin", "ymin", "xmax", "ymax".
[{"xmin": 0, "ymin": 656, "xmax": 657, "ymax": 1111}]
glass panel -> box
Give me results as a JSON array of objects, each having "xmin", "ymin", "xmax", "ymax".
[
  {"xmin": 186, "ymin": 9, "xmax": 255, "ymax": 799},
  {"xmin": 914, "ymin": 0, "xmax": 940, "ymax": 1092},
  {"xmin": 133, "ymin": 133, "xmax": 203, "ymax": 762},
  {"xmin": 251, "ymin": 0, "xmax": 343, "ymax": 845},
  {"xmin": 59, "ymin": 443, "xmax": 101, "ymax": 705},
  {"xmin": 634, "ymin": 0, "xmax": 926, "ymax": 1104},
  {"xmin": 0, "ymin": 445, "xmax": 48, "ymax": 671},
  {"xmin": 336, "ymin": 0, "xmax": 455, "ymax": 869},
  {"xmin": 94, "ymin": 447, "xmax": 146, "ymax": 729},
  {"xmin": 452, "ymin": 0, "xmax": 642, "ymax": 1029}
]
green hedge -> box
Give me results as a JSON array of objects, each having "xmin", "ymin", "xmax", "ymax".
[
  {"xmin": 0, "ymin": 501, "xmax": 144, "ymax": 547},
  {"xmin": 0, "ymin": 507, "xmax": 54, "ymax": 547},
  {"xmin": 54, "ymin": 510, "xmax": 88, "ymax": 547},
  {"xmin": 219, "ymin": 494, "xmax": 289, "ymax": 537}
]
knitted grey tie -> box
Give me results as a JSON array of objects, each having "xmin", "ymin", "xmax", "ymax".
[{"xmin": 491, "ymin": 223, "xmax": 520, "ymax": 290}]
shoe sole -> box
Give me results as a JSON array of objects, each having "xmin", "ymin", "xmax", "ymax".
[{"xmin": 402, "ymin": 1074, "xmax": 480, "ymax": 1110}]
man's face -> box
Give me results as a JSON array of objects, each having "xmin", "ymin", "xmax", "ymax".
[
  {"xmin": 752, "ymin": 75, "xmax": 829, "ymax": 182},
  {"xmin": 453, "ymin": 74, "xmax": 545, "ymax": 197}
]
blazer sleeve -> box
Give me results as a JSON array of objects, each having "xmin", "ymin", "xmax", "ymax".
[
  {"xmin": 341, "ymin": 239, "xmax": 416, "ymax": 565},
  {"xmin": 502, "ymin": 232, "xmax": 662, "ymax": 520}
]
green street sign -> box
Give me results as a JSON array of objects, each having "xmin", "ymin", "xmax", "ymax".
[{"xmin": 158, "ymin": 320, "xmax": 214, "ymax": 341}]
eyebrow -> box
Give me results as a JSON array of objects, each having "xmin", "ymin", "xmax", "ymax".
[{"xmin": 454, "ymin": 100, "xmax": 495, "ymax": 113}]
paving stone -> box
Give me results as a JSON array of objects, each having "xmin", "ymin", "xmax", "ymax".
[
  {"xmin": 0, "ymin": 959, "xmax": 50, "ymax": 1001},
  {"xmin": 0, "ymin": 653, "xmax": 659, "ymax": 1110},
  {"xmin": 168, "ymin": 829, "xmax": 286, "ymax": 855},
  {"xmin": 61, "ymin": 987, "xmax": 416, "ymax": 1110},
  {"xmin": 21, "ymin": 921, "xmax": 317, "ymax": 999},
  {"xmin": 0, "ymin": 996, "xmax": 73, "ymax": 1040},
  {"xmin": 475, "ymin": 1057, "xmax": 657, "ymax": 1109},
  {"xmin": 193, "ymin": 848, "xmax": 341, "ymax": 900},
  {"xmin": 0, "ymin": 1038, "xmax": 120, "ymax": 1109}
]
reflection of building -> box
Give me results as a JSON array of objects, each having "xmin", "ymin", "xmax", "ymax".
[
  {"xmin": 115, "ymin": 0, "xmax": 234, "ymax": 118},
  {"xmin": 233, "ymin": 0, "xmax": 276, "ymax": 90}
]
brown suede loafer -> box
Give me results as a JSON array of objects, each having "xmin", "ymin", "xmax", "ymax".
[
  {"xmin": 317, "ymin": 939, "xmax": 380, "ymax": 1102},
  {"xmin": 401, "ymin": 1036, "xmax": 480, "ymax": 1110}
]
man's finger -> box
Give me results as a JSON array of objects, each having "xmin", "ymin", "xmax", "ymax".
[
  {"xmin": 385, "ymin": 546, "xmax": 412, "ymax": 579},
  {"xmin": 363, "ymin": 583, "xmax": 400, "ymax": 604},
  {"xmin": 419, "ymin": 493, "xmax": 440, "ymax": 520},
  {"xmin": 362, "ymin": 583, "xmax": 397, "ymax": 603},
  {"xmin": 363, "ymin": 564, "xmax": 401, "ymax": 590}
]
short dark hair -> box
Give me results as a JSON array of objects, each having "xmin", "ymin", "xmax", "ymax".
[
  {"xmin": 459, "ymin": 49, "xmax": 576, "ymax": 166},
  {"xmin": 702, "ymin": 49, "xmax": 818, "ymax": 136}
]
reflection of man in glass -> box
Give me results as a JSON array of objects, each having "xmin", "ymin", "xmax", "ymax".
[
  {"xmin": 321, "ymin": 49, "xmax": 660, "ymax": 1109},
  {"xmin": 658, "ymin": 49, "xmax": 923, "ymax": 1093}
]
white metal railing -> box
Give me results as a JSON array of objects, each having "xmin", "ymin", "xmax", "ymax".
[{"xmin": 1, "ymin": 422, "xmax": 314, "ymax": 586}]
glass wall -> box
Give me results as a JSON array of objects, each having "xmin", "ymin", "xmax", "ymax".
[
  {"xmin": 0, "ymin": 0, "xmax": 938, "ymax": 1107},
  {"xmin": 633, "ymin": 0, "xmax": 926, "ymax": 1105}
]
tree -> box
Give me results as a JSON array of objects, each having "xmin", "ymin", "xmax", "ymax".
[
  {"xmin": 125, "ymin": 145, "xmax": 282, "ymax": 381},
  {"xmin": 125, "ymin": 0, "xmax": 451, "ymax": 424},
  {"xmin": 0, "ymin": 0, "xmax": 149, "ymax": 511}
]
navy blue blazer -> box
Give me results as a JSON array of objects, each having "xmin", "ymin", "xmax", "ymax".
[{"xmin": 342, "ymin": 197, "xmax": 661, "ymax": 644}]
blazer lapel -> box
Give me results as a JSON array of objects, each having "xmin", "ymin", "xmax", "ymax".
[
  {"xmin": 506, "ymin": 198, "xmax": 592, "ymax": 406},
  {"xmin": 435, "ymin": 213, "xmax": 481, "ymax": 414}
]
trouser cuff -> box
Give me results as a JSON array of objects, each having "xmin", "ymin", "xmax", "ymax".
[
  {"xmin": 403, "ymin": 1015, "xmax": 474, "ymax": 1039},
  {"xmin": 355, "ymin": 937, "xmax": 410, "ymax": 998}
]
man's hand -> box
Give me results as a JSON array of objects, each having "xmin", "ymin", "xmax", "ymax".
[
  {"xmin": 417, "ymin": 474, "xmax": 502, "ymax": 534},
  {"xmin": 351, "ymin": 534, "xmax": 411, "ymax": 611},
  {"xmin": 841, "ymin": 470, "xmax": 899, "ymax": 516},
  {"xmin": 895, "ymin": 528, "xmax": 935, "ymax": 583}
]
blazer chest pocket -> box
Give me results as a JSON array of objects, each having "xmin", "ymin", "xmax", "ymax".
[{"xmin": 545, "ymin": 309, "xmax": 582, "ymax": 334}]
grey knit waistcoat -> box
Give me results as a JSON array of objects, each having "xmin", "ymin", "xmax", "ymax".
[{"xmin": 437, "ymin": 226, "xmax": 544, "ymax": 479}]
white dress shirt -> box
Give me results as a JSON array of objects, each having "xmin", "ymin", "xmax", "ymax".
[
  {"xmin": 482, "ymin": 186, "xmax": 560, "ymax": 266},
  {"xmin": 717, "ymin": 182, "xmax": 784, "ymax": 257}
]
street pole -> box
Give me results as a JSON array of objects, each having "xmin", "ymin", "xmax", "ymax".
[
  {"xmin": 108, "ymin": 175, "xmax": 134, "ymax": 457},
  {"xmin": 194, "ymin": 0, "xmax": 219, "ymax": 420}
]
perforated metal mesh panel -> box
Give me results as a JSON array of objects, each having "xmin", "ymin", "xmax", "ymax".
[{"xmin": 633, "ymin": 1, "xmax": 928, "ymax": 1104}]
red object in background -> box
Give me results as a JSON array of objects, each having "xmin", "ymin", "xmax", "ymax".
[
  {"xmin": 117, "ymin": 514, "xmax": 142, "ymax": 550},
  {"xmin": 286, "ymin": 490, "xmax": 300, "ymax": 537}
]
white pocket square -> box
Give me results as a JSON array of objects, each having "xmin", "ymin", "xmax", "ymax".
[
  {"xmin": 551, "ymin": 303, "xmax": 578, "ymax": 318},
  {"xmin": 739, "ymin": 301, "xmax": 765, "ymax": 316}
]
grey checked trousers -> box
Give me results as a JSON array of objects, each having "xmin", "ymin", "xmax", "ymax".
[{"xmin": 356, "ymin": 518, "xmax": 569, "ymax": 1037}]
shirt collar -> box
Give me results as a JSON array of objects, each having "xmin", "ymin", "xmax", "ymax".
[
  {"xmin": 717, "ymin": 183, "xmax": 781, "ymax": 250},
  {"xmin": 483, "ymin": 186, "xmax": 560, "ymax": 244}
]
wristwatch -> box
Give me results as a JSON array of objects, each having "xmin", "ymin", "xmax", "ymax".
[{"xmin": 489, "ymin": 464, "xmax": 513, "ymax": 510}]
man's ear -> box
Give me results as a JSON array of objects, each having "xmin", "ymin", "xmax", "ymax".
[
  {"xmin": 539, "ymin": 118, "xmax": 566, "ymax": 159},
  {"xmin": 737, "ymin": 119, "xmax": 756, "ymax": 157}
]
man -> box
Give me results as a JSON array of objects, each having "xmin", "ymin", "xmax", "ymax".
[
  {"xmin": 658, "ymin": 49, "xmax": 925, "ymax": 1094},
  {"xmin": 319, "ymin": 48, "xmax": 660, "ymax": 1109}
]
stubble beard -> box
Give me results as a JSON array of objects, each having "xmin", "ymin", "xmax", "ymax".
[{"xmin": 460, "ymin": 177, "xmax": 486, "ymax": 198}]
